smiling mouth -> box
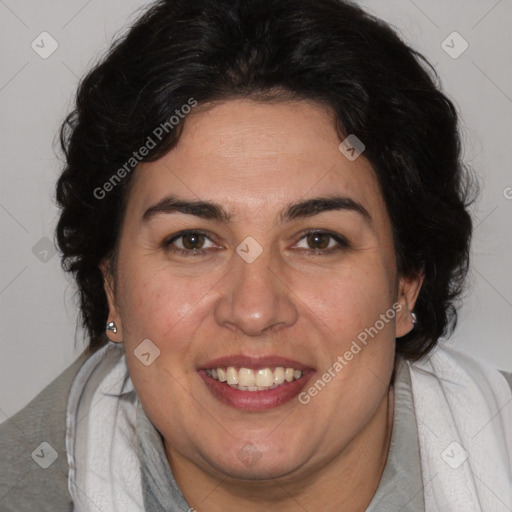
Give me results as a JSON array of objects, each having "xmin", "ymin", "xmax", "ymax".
[
  {"xmin": 199, "ymin": 363, "xmax": 314, "ymax": 411},
  {"xmin": 205, "ymin": 366, "xmax": 304, "ymax": 391}
]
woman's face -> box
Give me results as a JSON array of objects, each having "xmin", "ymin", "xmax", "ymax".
[{"xmin": 104, "ymin": 99, "xmax": 420, "ymax": 482}]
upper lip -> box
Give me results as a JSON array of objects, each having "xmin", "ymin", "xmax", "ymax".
[{"xmin": 198, "ymin": 355, "xmax": 313, "ymax": 371}]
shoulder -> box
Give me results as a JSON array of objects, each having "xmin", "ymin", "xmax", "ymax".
[
  {"xmin": 499, "ymin": 370, "xmax": 512, "ymax": 392},
  {"xmin": 426, "ymin": 344, "xmax": 512, "ymax": 392},
  {"xmin": 0, "ymin": 350, "xmax": 90, "ymax": 511}
]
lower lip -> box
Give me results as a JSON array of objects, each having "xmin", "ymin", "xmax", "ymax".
[{"xmin": 198, "ymin": 370, "xmax": 314, "ymax": 411}]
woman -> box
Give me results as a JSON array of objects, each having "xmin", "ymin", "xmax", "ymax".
[{"xmin": 1, "ymin": 0, "xmax": 511, "ymax": 510}]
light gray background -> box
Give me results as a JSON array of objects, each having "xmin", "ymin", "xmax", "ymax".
[{"xmin": 1, "ymin": 0, "xmax": 511, "ymax": 423}]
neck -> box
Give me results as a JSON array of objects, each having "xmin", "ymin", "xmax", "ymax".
[{"xmin": 167, "ymin": 386, "xmax": 394, "ymax": 512}]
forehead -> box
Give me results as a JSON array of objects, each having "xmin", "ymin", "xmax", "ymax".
[{"xmin": 127, "ymin": 99, "xmax": 387, "ymax": 225}]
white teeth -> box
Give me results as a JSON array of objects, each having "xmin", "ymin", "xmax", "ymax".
[
  {"xmin": 255, "ymin": 368, "xmax": 274, "ymax": 387},
  {"xmin": 238, "ymin": 368, "xmax": 255, "ymax": 387},
  {"xmin": 207, "ymin": 365, "xmax": 304, "ymax": 390},
  {"xmin": 230, "ymin": 383, "xmax": 279, "ymax": 391},
  {"xmin": 226, "ymin": 367, "xmax": 238, "ymax": 385},
  {"xmin": 274, "ymin": 367, "xmax": 285, "ymax": 385}
]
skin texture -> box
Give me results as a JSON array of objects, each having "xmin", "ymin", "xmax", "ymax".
[{"xmin": 103, "ymin": 99, "xmax": 423, "ymax": 511}]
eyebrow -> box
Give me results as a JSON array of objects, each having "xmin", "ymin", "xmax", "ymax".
[{"xmin": 142, "ymin": 195, "xmax": 372, "ymax": 224}]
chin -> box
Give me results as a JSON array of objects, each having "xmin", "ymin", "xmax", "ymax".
[{"xmin": 200, "ymin": 440, "xmax": 310, "ymax": 482}]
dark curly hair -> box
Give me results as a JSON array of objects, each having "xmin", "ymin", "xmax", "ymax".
[{"xmin": 56, "ymin": 0, "xmax": 475, "ymax": 360}]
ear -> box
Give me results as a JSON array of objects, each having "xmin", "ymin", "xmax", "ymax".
[
  {"xmin": 100, "ymin": 258, "xmax": 123, "ymax": 342},
  {"xmin": 395, "ymin": 270, "xmax": 424, "ymax": 338}
]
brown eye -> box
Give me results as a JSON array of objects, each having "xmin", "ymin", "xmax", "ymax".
[
  {"xmin": 306, "ymin": 232, "xmax": 331, "ymax": 250},
  {"xmin": 295, "ymin": 230, "xmax": 349, "ymax": 253},
  {"xmin": 165, "ymin": 230, "xmax": 216, "ymax": 255},
  {"xmin": 180, "ymin": 232, "xmax": 206, "ymax": 250}
]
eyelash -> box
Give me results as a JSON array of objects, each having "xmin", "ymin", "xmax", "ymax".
[{"xmin": 164, "ymin": 229, "xmax": 350, "ymax": 257}]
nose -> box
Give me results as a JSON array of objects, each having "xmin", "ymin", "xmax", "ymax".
[{"xmin": 213, "ymin": 247, "xmax": 298, "ymax": 337}]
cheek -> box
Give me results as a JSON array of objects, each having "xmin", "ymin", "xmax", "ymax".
[
  {"xmin": 117, "ymin": 263, "xmax": 216, "ymax": 345},
  {"xmin": 295, "ymin": 260, "xmax": 396, "ymax": 339}
]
